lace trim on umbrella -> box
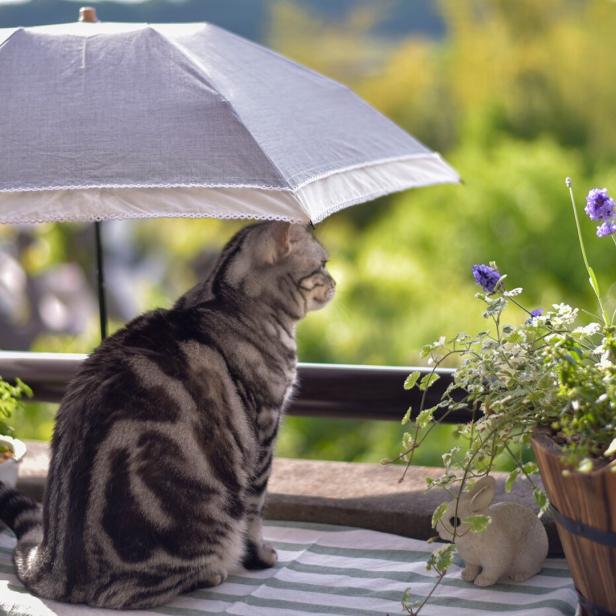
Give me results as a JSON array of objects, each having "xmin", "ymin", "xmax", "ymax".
[{"xmin": 0, "ymin": 210, "xmax": 306, "ymax": 225}]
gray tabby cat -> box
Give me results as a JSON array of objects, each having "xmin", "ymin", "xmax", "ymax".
[{"xmin": 0, "ymin": 221, "xmax": 335, "ymax": 609}]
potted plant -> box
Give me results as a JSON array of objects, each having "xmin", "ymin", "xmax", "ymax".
[
  {"xmin": 0, "ymin": 377, "xmax": 31, "ymax": 488},
  {"xmin": 397, "ymin": 179, "xmax": 615, "ymax": 616}
]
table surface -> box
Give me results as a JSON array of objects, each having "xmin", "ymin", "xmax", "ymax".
[{"xmin": 0, "ymin": 520, "xmax": 577, "ymax": 616}]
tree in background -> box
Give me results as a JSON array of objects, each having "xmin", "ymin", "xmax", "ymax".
[{"xmin": 3, "ymin": 0, "xmax": 615, "ymax": 464}]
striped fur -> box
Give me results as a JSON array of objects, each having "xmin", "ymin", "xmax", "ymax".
[{"xmin": 0, "ymin": 222, "xmax": 335, "ymax": 609}]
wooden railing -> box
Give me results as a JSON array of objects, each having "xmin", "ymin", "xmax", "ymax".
[{"xmin": 0, "ymin": 351, "xmax": 471, "ymax": 422}]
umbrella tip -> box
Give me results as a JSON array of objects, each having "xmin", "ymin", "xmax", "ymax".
[{"xmin": 79, "ymin": 6, "xmax": 98, "ymax": 23}]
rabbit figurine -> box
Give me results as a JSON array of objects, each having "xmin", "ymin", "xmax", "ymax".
[{"xmin": 435, "ymin": 476, "xmax": 548, "ymax": 586}]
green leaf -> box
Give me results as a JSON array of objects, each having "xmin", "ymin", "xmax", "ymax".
[
  {"xmin": 401, "ymin": 407, "xmax": 413, "ymax": 425},
  {"xmin": 417, "ymin": 406, "xmax": 436, "ymax": 429},
  {"xmin": 483, "ymin": 297, "xmax": 507, "ymax": 318},
  {"xmin": 504, "ymin": 288, "xmax": 523, "ymax": 297},
  {"xmin": 427, "ymin": 544, "xmax": 456, "ymax": 574},
  {"xmin": 588, "ymin": 266, "xmax": 601, "ymax": 298},
  {"xmin": 604, "ymin": 438, "xmax": 616, "ymax": 458},
  {"xmin": 507, "ymin": 331, "xmax": 524, "ymax": 344},
  {"xmin": 419, "ymin": 372, "xmax": 440, "ymax": 391},
  {"xmin": 441, "ymin": 446, "xmax": 460, "ymax": 469},
  {"xmin": 426, "ymin": 473, "xmax": 456, "ymax": 490},
  {"xmin": 463, "ymin": 514, "xmax": 491, "ymax": 534},
  {"xmin": 402, "ymin": 432, "xmax": 416, "ymax": 450},
  {"xmin": 577, "ymin": 458, "xmax": 593, "ymax": 473},
  {"xmin": 420, "ymin": 336, "xmax": 446, "ymax": 358},
  {"xmin": 15, "ymin": 378, "xmax": 33, "ymax": 398},
  {"xmin": 522, "ymin": 462, "xmax": 538, "ymax": 476},
  {"xmin": 533, "ymin": 488, "xmax": 548, "ymax": 514},
  {"xmin": 431, "ymin": 502, "xmax": 449, "ymax": 529},
  {"xmin": 403, "ymin": 371, "xmax": 421, "ymax": 391},
  {"xmin": 402, "ymin": 588, "xmax": 412, "ymax": 603},
  {"xmin": 504, "ymin": 468, "xmax": 520, "ymax": 493}
]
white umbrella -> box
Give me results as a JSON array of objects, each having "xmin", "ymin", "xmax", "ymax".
[{"xmin": 0, "ymin": 7, "xmax": 459, "ymax": 336}]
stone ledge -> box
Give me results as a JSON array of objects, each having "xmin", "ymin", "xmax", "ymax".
[{"xmin": 16, "ymin": 441, "xmax": 562, "ymax": 555}]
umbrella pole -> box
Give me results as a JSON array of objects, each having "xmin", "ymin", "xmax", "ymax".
[{"xmin": 94, "ymin": 221, "xmax": 108, "ymax": 340}]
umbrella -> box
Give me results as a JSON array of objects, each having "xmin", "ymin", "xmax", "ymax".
[{"xmin": 0, "ymin": 7, "xmax": 459, "ymax": 339}]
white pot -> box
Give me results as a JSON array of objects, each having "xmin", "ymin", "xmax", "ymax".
[{"xmin": 0, "ymin": 436, "xmax": 27, "ymax": 489}]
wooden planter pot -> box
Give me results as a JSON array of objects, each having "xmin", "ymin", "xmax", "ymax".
[{"xmin": 532, "ymin": 431, "xmax": 616, "ymax": 616}]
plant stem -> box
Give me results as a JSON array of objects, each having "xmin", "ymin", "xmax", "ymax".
[
  {"xmin": 503, "ymin": 442, "xmax": 541, "ymax": 493},
  {"xmin": 566, "ymin": 178, "xmax": 609, "ymax": 325},
  {"xmin": 508, "ymin": 296, "xmax": 532, "ymax": 315},
  {"xmin": 398, "ymin": 351, "xmax": 460, "ymax": 481},
  {"xmin": 567, "ymin": 179, "xmax": 593, "ymax": 275},
  {"xmin": 406, "ymin": 570, "xmax": 447, "ymax": 616}
]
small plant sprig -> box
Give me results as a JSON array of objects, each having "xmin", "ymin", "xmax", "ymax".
[
  {"xmin": 396, "ymin": 180, "xmax": 615, "ymax": 615},
  {"xmin": 0, "ymin": 377, "xmax": 32, "ymax": 438}
]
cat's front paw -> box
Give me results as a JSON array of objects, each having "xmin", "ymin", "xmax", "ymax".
[
  {"xmin": 202, "ymin": 569, "xmax": 228, "ymax": 587},
  {"xmin": 242, "ymin": 540, "xmax": 278, "ymax": 570}
]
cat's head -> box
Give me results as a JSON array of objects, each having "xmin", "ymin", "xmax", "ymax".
[{"xmin": 210, "ymin": 222, "xmax": 335, "ymax": 318}]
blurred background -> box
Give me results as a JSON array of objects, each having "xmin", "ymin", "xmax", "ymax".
[{"xmin": 1, "ymin": 0, "xmax": 615, "ymax": 467}]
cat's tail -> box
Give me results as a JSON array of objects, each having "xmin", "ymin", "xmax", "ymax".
[
  {"xmin": 0, "ymin": 482, "xmax": 42, "ymax": 541},
  {"xmin": 0, "ymin": 481, "xmax": 43, "ymax": 577}
]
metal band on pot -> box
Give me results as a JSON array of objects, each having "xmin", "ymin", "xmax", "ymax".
[
  {"xmin": 576, "ymin": 588, "xmax": 616, "ymax": 616},
  {"xmin": 549, "ymin": 505, "xmax": 616, "ymax": 548}
]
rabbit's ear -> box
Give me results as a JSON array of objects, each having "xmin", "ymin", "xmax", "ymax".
[{"xmin": 470, "ymin": 476, "xmax": 496, "ymax": 511}]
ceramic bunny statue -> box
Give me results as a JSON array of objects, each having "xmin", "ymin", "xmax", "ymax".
[{"xmin": 435, "ymin": 476, "xmax": 548, "ymax": 586}]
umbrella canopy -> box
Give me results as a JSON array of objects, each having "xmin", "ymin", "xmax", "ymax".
[{"xmin": 0, "ymin": 15, "xmax": 459, "ymax": 226}]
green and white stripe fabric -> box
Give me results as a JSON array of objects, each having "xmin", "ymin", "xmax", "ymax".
[{"xmin": 0, "ymin": 521, "xmax": 577, "ymax": 616}]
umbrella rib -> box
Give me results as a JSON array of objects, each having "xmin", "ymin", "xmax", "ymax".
[
  {"xmin": 0, "ymin": 182, "xmax": 295, "ymax": 194},
  {"xmin": 291, "ymin": 152, "xmax": 460, "ymax": 190},
  {"xmin": 0, "ymin": 27, "xmax": 23, "ymax": 51}
]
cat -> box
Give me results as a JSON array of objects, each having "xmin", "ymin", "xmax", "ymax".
[{"xmin": 0, "ymin": 221, "xmax": 335, "ymax": 609}]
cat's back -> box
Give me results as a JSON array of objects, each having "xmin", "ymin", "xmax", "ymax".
[{"xmin": 55, "ymin": 307, "xmax": 204, "ymax": 433}]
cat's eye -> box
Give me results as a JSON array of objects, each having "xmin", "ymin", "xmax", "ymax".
[{"xmin": 449, "ymin": 516, "xmax": 461, "ymax": 528}]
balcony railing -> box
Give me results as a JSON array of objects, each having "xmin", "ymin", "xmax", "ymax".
[
  {"xmin": 0, "ymin": 351, "xmax": 472, "ymax": 422},
  {"xmin": 0, "ymin": 350, "xmax": 560, "ymax": 554}
]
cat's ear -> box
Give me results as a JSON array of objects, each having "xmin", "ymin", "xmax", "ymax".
[
  {"xmin": 288, "ymin": 223, "xmax": 308, "ymax": 243},
  {"xmin": 271, "ymin": 222, "xmax": 291, "ymax": 256},
  {"xmin": 258, "ymin": 222, "xmax": 290, "ymax": 264}
]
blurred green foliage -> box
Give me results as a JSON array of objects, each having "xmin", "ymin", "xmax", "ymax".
[
  {"xmin": 0, "ymin": 378, "xmax": 32, "ymax": 437},
  {"xmin": 5, "ymin": 0, "xmax": 616, "ymax": 468}
]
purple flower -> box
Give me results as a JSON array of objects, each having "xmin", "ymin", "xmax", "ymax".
[
  {"xmin": 472, "ymin": 264, "xmax": 501, "ymax": 293},
  {"xmin": 585, "ymin": 188, "xmax": 615, "ymax": 221},
  {"xmin": 526, "ymin": 308, "xmax": 544, "ymax": 324},
  {"xmin": 596, "ymin": 220, "xmax": 616, "ymax": 237}
]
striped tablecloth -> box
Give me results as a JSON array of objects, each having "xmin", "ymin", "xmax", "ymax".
[{"xmin": 0, "ymin": 521, "xmax": 578, "ymax": 616}]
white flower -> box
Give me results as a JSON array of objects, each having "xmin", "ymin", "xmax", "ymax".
[
  {"xmin": 597, "ymin": 351, "xmax": 613, "ymax": 370},
  {"xmin": 552, "ymin": 303, "xmax": 578, "ymax": 319},
  {"xmin": 573, "ymin": 322, "xmax": 601, "ymax": 336}
]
